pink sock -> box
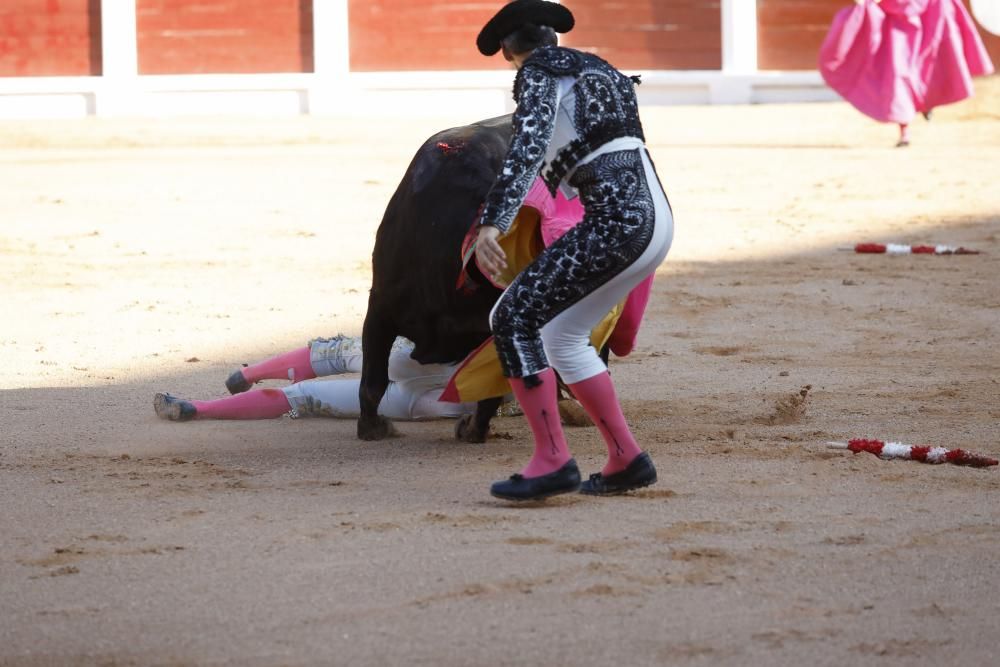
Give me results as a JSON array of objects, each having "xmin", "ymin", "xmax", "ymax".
[
  {"xmin": 241, "ymin": 347, "xmax": 315, "ymax": 384},
  {"xmin": 192, "ymin": 388, "xmax": 292, "ymax": 420},
  {"xmin": 607, "ymin": 273, "xmax": 654, "ymax": 357},
  {"xmin": 568, "ymin": 372, "xmax": 643, "ymax": 475},
  {"xmin": 509, "ymin": 369, "xmax": 572, "ymax": 478}
]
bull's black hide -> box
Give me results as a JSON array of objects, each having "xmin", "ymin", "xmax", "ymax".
[{"xmin": 358, "ymin": 115, "xmax": 514, "ymax": 441}]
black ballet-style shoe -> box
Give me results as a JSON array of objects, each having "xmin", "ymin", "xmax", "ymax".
[
  {"xmin": 153, "ymin": 393, "xmax": 197, "ymax": 422},
  {"xmin": 490, "ymin": 459, "xmax": 581, "ymax": 501},
  {"xmin": 580, "ymin": 452, "xmax": 657, "ymax": 496},
  {"xmin": 225, "ymin": 367, "xmax": 252, "ymax": 394}
]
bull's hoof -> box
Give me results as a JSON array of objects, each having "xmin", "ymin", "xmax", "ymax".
[
  {"xmin": 357, "ymin": 415, "xmax": 397, "ymax": 441},
  {"xmin": 455, "ymin": 414, "xmax": 489, "ymax": 444}
]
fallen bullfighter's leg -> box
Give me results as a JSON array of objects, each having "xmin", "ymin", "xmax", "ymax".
[{"xmin": 226, "ymin": 334, "xmax": 370, "ymax": 394}]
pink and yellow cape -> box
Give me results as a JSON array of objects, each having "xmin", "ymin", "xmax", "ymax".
[{"xmin": 441, "ymin": 181, "xmax": 652, "ymax": 403}]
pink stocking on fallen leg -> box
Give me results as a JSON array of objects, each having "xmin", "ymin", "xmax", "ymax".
[
  {"xmin": 192, "ymin": 388, "xmax": 292, "ymax": 420},
  {"xmin": 568, "ymin": 372, "xmax": 643, "ymax": 475},
  {"xmin": 509, "ymin": 369, "xmax": 572, "ymax": 478},
  {"xmin": 240, "ymin": 347, "xmax": 315, "ymax": 384}
]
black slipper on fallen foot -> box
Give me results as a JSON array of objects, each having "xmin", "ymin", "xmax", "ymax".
[
  {"xmin": 490, "ymin": 459, "xmax": 581, "ymax": 501},
  {"xmin": 580, "ymin": 452, "xmax": 657, "ymax": 496},
  {"xmin": 225, "ymin": 369, "xmax": 252, "ymax": 395},
  {"xmin": 153, "ymin": 393, "xmax": 197, "ymax": 422}
]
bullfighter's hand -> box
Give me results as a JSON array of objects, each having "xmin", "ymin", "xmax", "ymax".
[{"xmin": 475, "ymin": 225, "xmax": 508, "ymax": 278}]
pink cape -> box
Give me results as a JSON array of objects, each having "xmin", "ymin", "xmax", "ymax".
[{"xmin": 819, "ymin": 0, "xmax": 994, "ymax": 124}]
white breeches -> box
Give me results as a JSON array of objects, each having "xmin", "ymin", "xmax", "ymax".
[
  {"xmin": 284, "ymin": 337, "xmax": 475, "ymax": 420},
  {"xmin": 541, "ymin": 151, "xmax": 673, "ymax": 384}
]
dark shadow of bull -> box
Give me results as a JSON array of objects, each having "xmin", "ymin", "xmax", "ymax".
[{"xmin": 357, "ymin": 115, "xmax": 514, "ymax": 442}]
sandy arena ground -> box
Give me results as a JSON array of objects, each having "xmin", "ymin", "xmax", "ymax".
[{"xmin": 1, "ymin": 78, "xmax": 999, "ymax": 666}]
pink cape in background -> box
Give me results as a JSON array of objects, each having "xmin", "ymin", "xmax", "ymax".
[{"xmin": 819, "ymin": 0, "xmax": 994, "ymax": 124}]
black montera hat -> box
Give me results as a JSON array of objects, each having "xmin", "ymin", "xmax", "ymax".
[{"xmin": 476, "ymin": 0, "xmax": 575, "ymax": 56}]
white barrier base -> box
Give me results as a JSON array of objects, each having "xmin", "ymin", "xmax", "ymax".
[{"xmin": 0, "ymin": 70, "xmax": 837, "ymax": 119}]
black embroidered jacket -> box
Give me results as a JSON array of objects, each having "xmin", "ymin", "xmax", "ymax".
[{"xmin": 478, "ymin": 45, "xmax": 645, "ymax": 234}]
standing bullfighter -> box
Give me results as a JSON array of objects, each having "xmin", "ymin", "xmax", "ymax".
[{"xmin": 473, "ymin": 1, "xmax": 674, "ymax": 500}]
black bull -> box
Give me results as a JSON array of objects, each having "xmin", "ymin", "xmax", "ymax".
[{"xmin": 357, "ymin": 115, "xmax": 515, "ymax": 442}]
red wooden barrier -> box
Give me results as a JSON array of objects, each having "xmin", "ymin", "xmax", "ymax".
[
  {"xmin": 2, "ymin": 0, "xmax": 991, "ymax": 80},
  {"xmin": 349, "ymin": 0, "xmax": 721, "ymax": 72},
  {"xmin": 757, "ymin": 0, "xmax": 842, "ymax": 70},
  {"xmin": 348, "ymin": 0, "xmax": 508, "ymax": 71},
  {"xmin": 0, "ymin": 0, "xmax": 101, "ymax": 76},
  {"xmin": 136, "ymin": 0, "xmax": 313, "ymax": 74},
  {"xmin": 564, "ymin": 0, "xmax": 722, "ymax": 70}
]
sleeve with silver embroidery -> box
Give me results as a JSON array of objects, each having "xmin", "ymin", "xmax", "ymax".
[{"xmin": 478, "ymin": 66, "xmax": 560, "ymax": 235}]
